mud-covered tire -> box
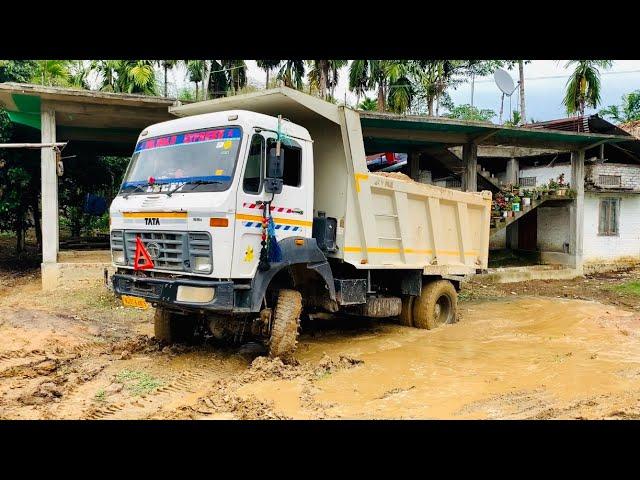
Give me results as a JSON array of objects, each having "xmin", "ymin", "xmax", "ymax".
[
  {"xmin": 398, "ymin": 295, "xmax": 414, "ymax": 327},
  {"xmin": 269, "ymin": 289, "xmax": 302, "ymax": 362},
  {"xmin": 154, "ymin": 308, "xmax": 196, "ymax": 344},
  {"xmin": 412, "ymin": 280, "xmax": 457, "ymax": 330}
]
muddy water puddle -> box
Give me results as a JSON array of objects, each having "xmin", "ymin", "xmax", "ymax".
[
  {"xmin": 3, "ymin": 296, "xmax": 640, "ymax": 419},
  {"xmin": 239, "ymin": 297, "xmax": 640, "ymax": 419}
]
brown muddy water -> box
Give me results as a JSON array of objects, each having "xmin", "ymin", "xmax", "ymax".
[{"xmin": 2, "ymin": 293, "xmax": 640, "ymax": 419}]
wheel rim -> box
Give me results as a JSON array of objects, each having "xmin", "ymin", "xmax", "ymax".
[{"xmin": 434, "ymin": 294, "xmax": 453, "ymax": 325}]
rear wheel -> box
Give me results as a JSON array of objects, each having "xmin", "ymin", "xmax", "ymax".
[
  {"xmin": 412, "ymin": 280, "xmax": 457, "ymax": 330},
  {"xmin": 398, "ymin": 295, "xmax": 414, "ymax": 327},
  {"xmin": 154, "ymin": 307, "xmax": 196, "ymax": 344},
  {"xmin": 268, "ymin": 289, "xmax": 302, "ymax": 363}
]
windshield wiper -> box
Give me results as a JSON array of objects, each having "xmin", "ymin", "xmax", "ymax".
[{"xmin": 165, "ymin": 180, "xmax": 224, "ymax": 197}]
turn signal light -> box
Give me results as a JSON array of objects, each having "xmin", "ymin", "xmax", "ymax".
[
  {"xmin": 209, "ymin": 217, "xmax": 229, "ymax": 227},
  {"xmin": 295, "ymin": 238, "xmax": 304, "ymax": 245}
]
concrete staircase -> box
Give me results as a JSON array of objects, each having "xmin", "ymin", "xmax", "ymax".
[{"xmin": 490, "ymin": 195, "xmax": 572, "ymax": 236}]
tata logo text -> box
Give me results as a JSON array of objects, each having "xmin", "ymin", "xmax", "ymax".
[{"xmin": 145, "ymin": 218, "xmax": 160, "ymax": 226}]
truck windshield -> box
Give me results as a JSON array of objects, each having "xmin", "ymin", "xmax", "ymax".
[{"xmin": 120, "ymin": 127, "xmax": 243, "ymax": 195}]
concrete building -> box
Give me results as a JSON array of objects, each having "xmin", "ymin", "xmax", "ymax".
[{"xmin": 0, "ymin": 84, "xmax": 632, "ymax": 288}]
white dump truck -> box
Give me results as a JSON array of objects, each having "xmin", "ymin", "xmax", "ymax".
[{"xmin": 110, "ymin": 88, "xmax": 491, "ymax": 360}]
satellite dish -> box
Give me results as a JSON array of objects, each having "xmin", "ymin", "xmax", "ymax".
[{"xmin": 494, "ymin": 68, "xmax": 516, "ymax": 95}]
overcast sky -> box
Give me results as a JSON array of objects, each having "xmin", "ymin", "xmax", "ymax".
[{"xmin": 167, "ymin": 60, "xmax": 640, "ymax": 122}]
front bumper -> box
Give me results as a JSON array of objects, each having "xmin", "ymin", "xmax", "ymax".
[{"xmin": 112, "ymin": 273, "xmax": 242, "ymax": 312}]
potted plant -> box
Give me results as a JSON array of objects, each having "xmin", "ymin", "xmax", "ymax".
[
  {"xmin": 522, "ymin": 189, "xmax": 532, "ymax": 207},
  {"xmin": 547, "ymin": 179, "xmax": 559, "ymax": 196},
  {"xmin": 512, "ymin": 195, "xmax": 521, "ymax": 212},
  {"xmin": 556, "ymin": 173, "xmax": 568, "ymax": 196}
]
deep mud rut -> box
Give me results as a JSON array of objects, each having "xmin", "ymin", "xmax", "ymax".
[{"xmin": 2, "ymin": 274, "xmax": 640, "ymax": 419}]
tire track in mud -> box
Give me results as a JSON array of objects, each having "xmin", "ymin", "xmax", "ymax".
[
  {"xmin": 83, "ymin": 368, "xmax": 213, "ymax": 420},
  {"xmin": 0, "ymin": 350, "xmax": 48, "ymax": 375}
]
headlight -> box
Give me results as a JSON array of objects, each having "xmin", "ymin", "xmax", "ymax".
[
  {"xmin": 112, "ymin": 250, "xmax": 125, "ymax": 265},
  {"xmin": 193, "ymin": 256, "xmax": 212, "ymax": 273}
]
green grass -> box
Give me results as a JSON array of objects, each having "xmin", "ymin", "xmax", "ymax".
[
  {"xmin": 610, "ymin": 281, "xmax": 640, "ymax": 296},
  {"xmin": 115, "ymin": 369, "xmax": 164, "ymax": 396},
  {"xmin": 94, "ymin": 389, "xmax": 107, "ymax": 402}
]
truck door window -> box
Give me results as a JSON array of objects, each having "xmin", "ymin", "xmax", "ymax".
[
  {"xmin": 243, "ymin": 134, "xmax": 264, "ymax": 194},
  {"xmin": 267, "ymin": 138, "xmax": 302, "ymax": 187}
]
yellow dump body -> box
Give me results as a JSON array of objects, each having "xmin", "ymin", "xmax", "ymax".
[{"xmin": 342, "ymin": 172, "xmax": 492, "ymax": 275}]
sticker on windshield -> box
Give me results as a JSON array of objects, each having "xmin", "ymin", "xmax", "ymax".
[
  {"xmin": 216, "ymin": 142, "xmax": 224, "ymax": 149},
  {"xmin": 215, "ymin": 169, "xmax": 224, "ymax": 175},
  {"xmin": 223, "ymin": 140, "xmax": 232, "ymax": 150}
]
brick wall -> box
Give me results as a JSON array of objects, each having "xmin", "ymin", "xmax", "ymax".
[{"xmin": 586, "ymin": 163, "xmax": 640, "ymax": 190}]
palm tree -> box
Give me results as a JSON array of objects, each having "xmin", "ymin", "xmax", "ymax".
[
  {"xmin": 600, "ymin": 90, "xmax": 640, "ymax": 124},
  {"xmin": 185, "ymin": 60, "xmax": 204, "ymax": 100},
  {"xmin": 256, "ymin": 60, "xmax": 281, "ymax": 88},
  {"xmin": 307, "ymin": 60, "xmax": 329, "ymax": 98},
  {"xmin": 348, "ymin": 60, "xmax": 391, "ymax": 112},
  {"xmin": 562, "ymin": 60, "xmax": 613, "ymax": 117},
  {"xmin": 32, "ymin": 60, "xmax": 69, "ymax": 86},
  {"xmin": 120, "ymin": 60, "xmax": 157, "ymax": 95},
  {"xmin": 68, "ymin": 60, "xmax": 90, "ymax": 90},
  {"xmin": 328, "ymin": 60, "xmax": 347, "ymax": 98},
  {"xmin": 358, "ymin": 97, "xmax": 378, "ymax": 111},
  {"xmin": 157, "ymin": 60, "xmax": 177, "ymax": 97},
  {"xmin": 276, "ymin": 60, "xmax": 305, "ymax": 89},
  {"xmin": 221, "ymin": 60, "xmax": 247, "ymax": 94},
  {"xmin": 307, "ymin": 60, "xmax": 347, "ymax": 100},
  {"xmin": 90, "ymin": 60, "xmax": 157, "ymax": 95},
  {"xmin": 91, "ymin": 60, "xmax": 120, "ymax": 92}
]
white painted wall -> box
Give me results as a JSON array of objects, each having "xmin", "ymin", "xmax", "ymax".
[
  {"xmin": 583, "ymin": 192, "xmax": 640, "ymax": 261},
  {"xmin": 519, "ymin": 164, "xmax": 571, "ymax": 187},
  {"xmin": 537, "ymin": 205, "xmax": 571, "ymax": 252}
]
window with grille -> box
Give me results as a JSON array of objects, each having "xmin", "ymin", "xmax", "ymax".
[
  {"xmin": 520, "ymin": 176, "xmax": 536, "ymax": 187},
  {"xmin": 446, "ymin": 178, "xmax": 462, "ymax": 188},
  {"xmin": 598, "ymin": 198, "xmax": 619, "ymax": 236},
  {"xmin": 598, "ymin": 175, "xmax": 621, "ymax": 187}
]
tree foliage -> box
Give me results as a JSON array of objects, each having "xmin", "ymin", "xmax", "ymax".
[
  {"xmin": 444, "ymin": 104, "xmax": 496, "ymax": 122},
  {"xmin": 600, "ymin": 90, "xmax": 640, "ymax": 124},
  {"xmin": 562, "ymin": 60, "xmax": 613, "ymax": 116}
]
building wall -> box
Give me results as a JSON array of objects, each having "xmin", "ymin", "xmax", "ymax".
[
  {"xmin": 519, "ymin": 164, "xmax": 571, "ymax": 187},
  {"xmin": 537, "ymin": 205, "xmax": 571, "ymax": 252},
  {"xmin": 583, "ymin": 192, "xmax": 640, "ymax": 261},
  {"xmin": 586, "ymin": 163, "xmax": 640, "ymax": 190}
]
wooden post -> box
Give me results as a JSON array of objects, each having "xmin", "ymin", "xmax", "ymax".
[
  {"xmin": 462, "ymin": 142, "xmax": 478, "ymax": 192},
  {"xmin": 41, "ymin": 107, "xmax": 58, "ymax": 265},
  {"xmin": 570, "ymin": 149, "xmax": 585, "ymax": 271}
]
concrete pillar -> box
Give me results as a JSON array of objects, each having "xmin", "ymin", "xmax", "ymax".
[
  {"xmin": 41, "ymin": 107, "xmax": 59, "ymax": 289},
  {"xmin": 506, "ymin": 157, "xmax": 519, "ymax": 186},
  {"xmin": 569, "ymin": 149, "xmax": 585, "ymax": 272},
  {"xmin": 462, "ymin": 142, "xmax": 477, "ymax": 192},
  {"xmin": 409, "ymin": 151, "xmax": 419, "ymax": 180}
]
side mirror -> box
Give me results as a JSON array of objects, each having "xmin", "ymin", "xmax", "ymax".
[
  {"xmin": 265, "ymin": 147, "xmax": 284, "ymax": 194},
  {"xmin": 266, "ymin": 147, "xmax": 284, "ymax": 178}
]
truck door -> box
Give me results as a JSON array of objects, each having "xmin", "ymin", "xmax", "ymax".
[{"xmin": 232, "ymin": 132, "xmax": 312, "ymax": 278}]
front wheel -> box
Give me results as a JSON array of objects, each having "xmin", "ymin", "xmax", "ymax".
[
  {"xmin": 412, "ymin": 280, "xmax": 457, "ymax": 330},
  {"xmin": 154, "ymin": 307, "xmax": 197, "ymax": 344},
  {"xmin": 268, "ymin": 289, "xmax": 302, "ymax": 362}
]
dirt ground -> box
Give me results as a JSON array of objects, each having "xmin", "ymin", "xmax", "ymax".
[{"xmin": 3, "ymin": 240, "xmax": 640, "ymax": 419}]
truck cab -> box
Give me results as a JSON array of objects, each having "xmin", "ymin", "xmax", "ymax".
[{"xmin": 111, "ymin": 110, "xmax": 331, "ymax": 359}]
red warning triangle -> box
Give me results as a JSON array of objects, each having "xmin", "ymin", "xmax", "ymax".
[{"xmin": 134, "ymin": 236, "xmax": 155, "ymax": 270}]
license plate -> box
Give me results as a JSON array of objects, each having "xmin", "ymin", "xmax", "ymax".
[{"xmin": 121, "ymin": 295, "xmax": 149, "ymax": 310}]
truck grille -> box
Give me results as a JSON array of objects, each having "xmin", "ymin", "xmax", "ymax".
[{"xmin": 112, "ymin": 230, "xmax": 212, "ymax": 273}]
